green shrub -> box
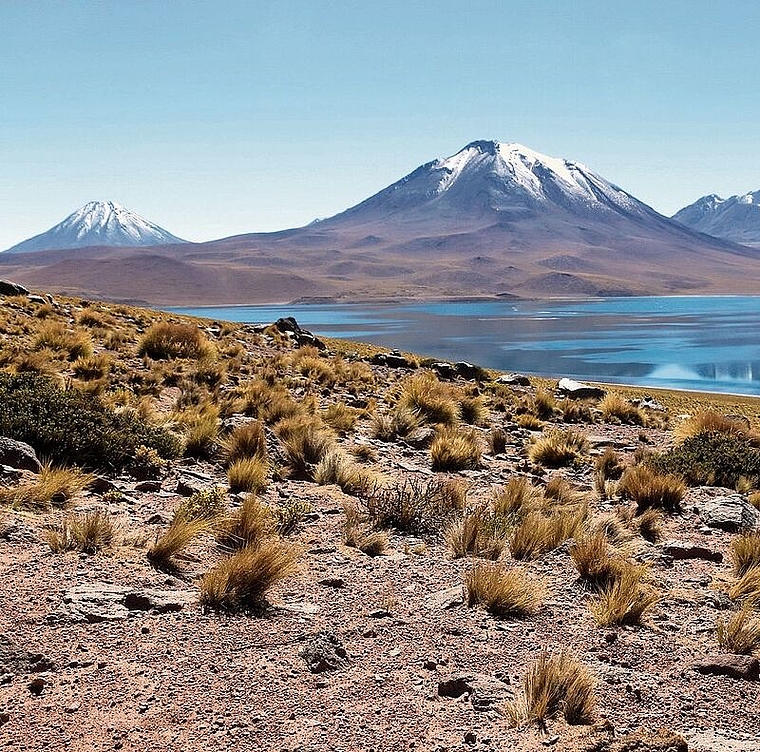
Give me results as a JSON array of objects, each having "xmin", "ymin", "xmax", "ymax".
[
  {"xmin": 0, "ymin": 373, "xmax": 181, "ymax": 471},
  {"xmin": 649, "ymin": 432, "xmax": 760, "ymax": 489}
]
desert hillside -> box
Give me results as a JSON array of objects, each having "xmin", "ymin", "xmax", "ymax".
[{"xmin": 2, "ymin": 283, "xmax": 760, "ymax": 751}]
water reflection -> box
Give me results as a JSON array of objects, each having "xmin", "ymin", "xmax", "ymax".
[{"xmin": 166, "ymin": 296, "xmax": 760, "ymax": 396}]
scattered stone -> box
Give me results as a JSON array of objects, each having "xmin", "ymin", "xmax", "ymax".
[
  {"xmin": 28, "ymin": 677, "xmax": 46, "ymax": 696},
  {"xmin": 558, "ymin": 378, "xmax": 606, "ymax": 400},
  {"xmin": 300, "ymin": 631, "xmax": 349, "ymax": 673},
  {"xmin": 134, "ymin": 480, "xmax": 162, "ymax": 492},
  {"xmin": 0, "ymin": 280, "xmax": 29, "ymax": 297},
  {"xmin": 633, "ymin": 396, "xmax": 667, "ymax": 412},
  {"xmin": 403, "ymin": 426, "xmax": 436, "ymax": 449},
  {"xmin": 0, "ymin": 437, "xmax": 41, "ymax": 472},
  {"xmin": 696, "ymin": 495, "xmax": 760, "ymax": 532},
  {"xmin": 49, "ymin": 583, "xmax": 195, "ymax": 623},
  {"xmin": 424, "ymin": 586, "xmax": 464, "ymax": 611},
  {"xmin": 686, "ymin": 729, "xmax": 760, "ymax": 752},
  {"xmin": 372, "ymin": 350, "xmax": 415, "ymax": 369},
  {"xmin": 27, "ymin": 294, "xmax": 47, "ymax": 305},
  {"xmin": 437, "ymin": 673, "xmax": 512, "ymax": 709},
  {"xmin": 0, "ymin": 635, "xmax": 54, "ymax": 675},
  {"xmin": 368, "ymin": 609, "xmax": 392, "ymax": 618},
  {"xmin": 430, "ymin": 362, "xmax": 457, "ymax": 379},
  {"xmin": 175, "ymin": 476, "xmax": 205, "ymax": 497},
  {"xmin": 0, "ymin": 711, "xmax": 8, "ymax": 725},
  {"xmin": 318, "ymin": 577, "xmax": 345, "ymax": 589},
  {"xmin": 661, "ymin": 540, "xmax": 723, "ymax": 563},
  {"xmin": 692, "ymin": 654, "xmax": 760, "ymax": 681},
  {"xmin": 495, "ymin": 373, "xmax": 531, "ymax": 386},
  {"xmin": 273, "ymin": 317, "xmax": 325, "ymax": 349},
  {"xmin": 88, "ymin": 475, "xmax": 116, "ymax": 493},
  {"xmin": 454, "ymin": 362, "xmax": 487, "ymax": 381}
]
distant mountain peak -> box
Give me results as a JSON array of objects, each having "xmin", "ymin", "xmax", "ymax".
[
  {"xmin": 4, "ymin": 201, "xmax": 186, "ymax": 254},
  {"xmin": 673, "ymin": 190, "xmax": 760, "ymax": 244},
  {"xmin": 332, "ymin": 139, "xmax": 641, "ymax": 224}
]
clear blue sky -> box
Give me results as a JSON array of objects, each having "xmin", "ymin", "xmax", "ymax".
[{"xmin": 2, "ymin": 0, "xmax": 759, "ymax": 248}]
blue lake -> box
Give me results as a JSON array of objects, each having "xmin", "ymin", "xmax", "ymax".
[{"xmin": 166, "ymin": 296, "xmax": 760, "ymax": 396}]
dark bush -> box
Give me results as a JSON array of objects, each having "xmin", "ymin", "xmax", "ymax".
[
  {"xmin": 649, "ymin": 432, "xmax": 760, "ymax": 489},
  {"xmin": 0, "ymin": 373, "xmax": 181, "ymax": 471}
]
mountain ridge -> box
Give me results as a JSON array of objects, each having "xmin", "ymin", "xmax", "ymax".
[{"xmin": 2, "ymin": 140, "xmax": 760, "ymax": 304}]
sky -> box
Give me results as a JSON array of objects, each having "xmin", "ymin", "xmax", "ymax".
[{"xmin": 1, "ymin": 0, "xmax": 759, "ymax": 248}]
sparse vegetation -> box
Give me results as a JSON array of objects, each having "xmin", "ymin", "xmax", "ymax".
[
  {"xmin": 0, "ymin": 465, "xmax": 92, "ymax": 512},
  {"xmin": 199, "ymin": 539, "xmax": 299, "ymax": 612},
  {"xmin": 505, "ymin": 648, "xmax": 596, "ymax": 727},
  {"xmin": 138, "ymin": 322, "xmax": 213, "ymax": 360},
  {"xmin": 717, "ymin": 607, "xmax": 760, "ymax": 654},
  {"xmin": 589, "ymin": 563, "xmax": 659, "ymax": 626},
  {"xmin": 465, "ymin": 562, "xmax": 544, "ymax": 617},
  {"xmin": 430, "ymin": 427, "xmax": 482, "ymax": 471},
  {"xmin": 44, "ymin": 510, "xmax": 115, "ymax": 553},
  {"xmin": 528, "ymin": 429, "xmax": 589, "ymax": 467},
  {"xmin": 617, "ymin": 465, "xmax": 685, "ymax": 513}
]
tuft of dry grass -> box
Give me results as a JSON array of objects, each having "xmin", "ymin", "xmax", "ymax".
[
  {"xmin": 34, "ymin": 321, "xmax": 93, "ymax": 360},
  {"xmin": 446, "ymin": 504, "xmax": 509, "ymax": 561},
  {"xmin": 398, "ymin": 373, "xmax": 460, "ymax": 426},
  {"xmin": 430, "ymin": 427, "xmax": 482, "ymax": 471},
  {"xmin": 599, "ymin": 394, "xmax": 643, "ymax": 425},
  {"xmin": 717, "ymin": 607, "xmax": 760, "ymax": 654},
  {"xmin": 675, "ymin": 409, "xmax": 759, "ymax": 445},
  {"xmin": 199, "ymin": 539, "xmax": 299, "ymax": 612},
  {"xmin": 617, "ymin": 465, "xmax": 685, "ymax": 513},
  {"xmin": 220, "ymin": 420, "xmax": 267, "ymax": 465},
  {"xmin": 342, "ymin": 500, "xmax": 389, "ymax": 556},
  {"xmin": 138, "ymin": 322, "xmax": 213, "ymax": 360},
  {"xmin": 489, "ymin": 427, "xmax": 508, "ymax": 455},
  {"xmin": 465, "ymin": 563, "xmax": 544, "ymax": 617},
  {"xmin": 322, "ymin": 403, "xmax": 361, "ymax": 434},
  {"xmin": 509, "ymin": 506, "xmax": 586, "ymax": 560},
  {"xmin": 217, "ymin": 495, "xmax": 275, "ymax": 550},
  {"xmin": 0, "ymin": 465, "xmax": 92, "ymax": 512},
  {"xmin": 313, "ymin": 449, "xmax": 376, "ymax": 496},
  {"xmin": 517, "ymin": 413, "xmax": 544, "ymax": 430},
  {"xmin": 505, "ymin": 648, "xmax": 596, "ymax": 727},
  {"xmin": 570, "ymin": 529, "xmax": 626, "ymax": 589},
  {"xmin": 729, "ymin": 565, "xmax": 760, "ymax": 604},
  {"xmin": 44, "ymin": 510, "xmax": 115, "ymax": 553},
  {"xmin": 180, "ymin": 407, "xmax": 219, "ymax": 458},
  {"xmin": 589, "ymin": 563, "xmax": 659, "ymax": 626},
  {"xmin": 532, "ymin": 389, "xmax": 556, "ymax": 419},
  {"xmin": 459, "ymin": 395, "xmax": 487, "ymax": 426},
  {"xmin": 493, "ymin": 476, "xmax": 543, "ymax": 518},
  {"xmin": 147, "ymin": 517, "xmax": 211, "ymax": 569},
  {"xmin": 275, "ymin": 416, "xmax": 336, "ymax": 479},
  {"xmin": 228, "ymin": 456, "xmax": 270, "ymax": 493},
  {"xmin": 731, "ymin": 531, "xmax": 760, "ymax": 577},
  {"xmin": 528, "ymin": 429, "xmax": 589, "ymax": 468}
]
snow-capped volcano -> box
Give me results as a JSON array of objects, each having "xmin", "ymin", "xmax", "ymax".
[
  {"xmin": 672, "ymin": 191, "xmax": 760, "ymax": 245},
  {"xmin": 328, "ymin": 140, "xmax": 653, "ymax": 225},
  {"xmin": 4, "ymin": 201, "xmax": 186, "ymax": 254}
]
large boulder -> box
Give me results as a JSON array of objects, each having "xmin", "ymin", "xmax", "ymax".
[
  {"xmin": 0, "ymin": 280, "xmax": 29, "ymax": 297},
  {"xmin": 696, "ymin": 495, "xmax": 760, "ymax": 532},
  {"xmin": 0, "ymin": 437, "xmax": 41, "ymax": 472},
  {"xmin": 558, "ymin": 378, "xmax": 606, "ymax": 400},
  {"xmin": 371, "ymin": 350, "xmax": 416, "ymax": 369}
]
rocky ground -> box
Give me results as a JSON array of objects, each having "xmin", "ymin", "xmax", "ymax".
[{"xmin": 2, "ymin": 284, "xmax": 760, "ymax": 751}]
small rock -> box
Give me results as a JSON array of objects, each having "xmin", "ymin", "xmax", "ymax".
[
  {"xmin": 300, "ymin": 631, "xmax": 349, "ymax": 673},
  {"xmin": 368, "ymin": 609, "xmax": 391, "ymax": 618},
  {"xmin": 0, "ymin": 437, "xmax": 41, "ymax": 472},
  {"xmin": 318, "ymin": 577, "xmax": 345, "ymax": 589},
  {"xmin": 175, "ymin": 477, "xmax": 205, "ymax": 497},
  {"xmin": 28, "ymin": 677, "xmax": 46, "ymax": 695},
  {"xmin": 558, "ymin": 378, "xmax": 605, "ymax": 400},
  {"xmin": 661, "ymin": 540, "xmax": 723, "ymax": 563},
  {"xmin": 454, "ymin": 362, "xmax": 486, "ymax": 381},
  {"xmin": 403, "ymin": 427, "xmax": 436, "ymax": 449},
  {"xmin": 696, "ymin": 495, "xmax": 760, "ymax": 532},
  {"xmin": 273, "ymin": 317, "xmax": 325, "ymax": 349},
  {"xmin": 134, "ymin": 480, "xmax": 162, "ymax": 492},
  {"xmin": 372, "ymin": 351, "xmax": 415, "ymax": 369},
  {"xmin": 463, "ymin": 731, "xmax": 477, "ymax": 745},
  {"xmin": 495, "ymin": 373, "xmax": 531, "ymax": 386},
  {"xmin": 692, "ymin": 654, "xmax": 760, "ymax": 681},
  {"xmin": 424, "ymin": 586, "xmax": 464, "ymax": 611},
  {"xmin": 0, "ymin": 711, "xmax": 9, "ymax": 725}
]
